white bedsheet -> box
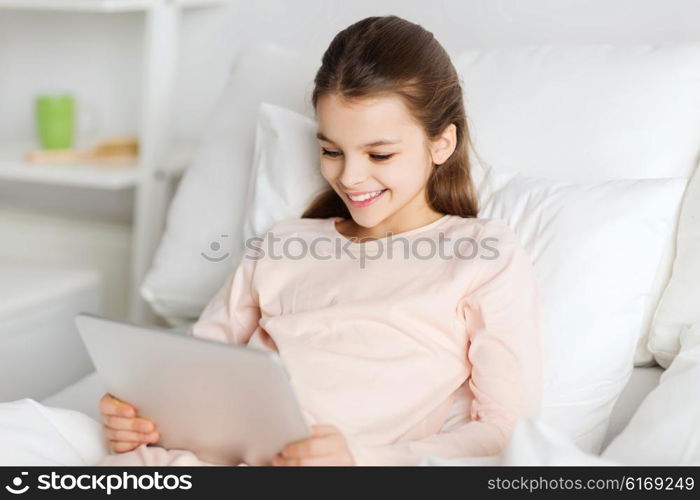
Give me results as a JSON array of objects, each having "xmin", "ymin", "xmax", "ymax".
[
  {"xmin": 0, "ymin": 367, "xmax": 693, "ymax": 467},
  {"xmin": 2, "ymin": 397, "xmax": 616, "ymax": 467},
  {"xmin": 2, "ymin": 345, "xmax": 693, "ymax": 466},
  {"xmin": 41, "ymin": 365, "xmax": 665, "ymax": 441},
  {"xmin": 41, "ymin": 371, "xmax": 107, "ymax": 422}
]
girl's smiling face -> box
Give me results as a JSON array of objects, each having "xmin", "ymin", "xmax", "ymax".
[{"xmin": 316, "ymin": 93, "xmax": 456, "ymax": 237}]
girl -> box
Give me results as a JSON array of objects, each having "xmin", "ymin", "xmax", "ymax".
[{"xmin": 98, "ymin": 15, "xmax": 542, "ymax": 467}]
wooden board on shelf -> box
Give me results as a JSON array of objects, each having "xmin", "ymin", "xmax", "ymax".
[
  {"xmin": 25, "ymin": 137, "xmax": 139, "ymax": 166},
  {"xmin": 0, "ymin": 142, "xmax": 140, "ymax": 190}
]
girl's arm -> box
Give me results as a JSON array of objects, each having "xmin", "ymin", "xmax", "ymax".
[
  {"xmin": 346, "ymin": 224, "xmax": 543, "ymax": 466},
  {"xmin": 189, "ymin": 246, "xmax": 262, "ymax": 345}
]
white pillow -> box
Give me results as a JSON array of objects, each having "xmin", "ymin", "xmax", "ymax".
[
  {"xmin": 246, "ymin": 103, "xmax": 687, "ymax": 454},
  {"xmin": 455, "ymin": 43, "xmax": 700, "ymax": 366},
  {"xmin": 455, "ymin": 43, "xmax": 700, "ymax": 181},
  {"xmin": 142, "ymin": 42, "xmax": 700, "ymax": 335},
  {"xmin": 479, "ymin": 173, "xmax": 685, "ymax": 453},
  {"xmin": 649, "ymin": 165, "xmax": 700, "ymax": 368},
  {"xmin": 140, "ymin": 43, "xmax": 320, "ymax": 321},
  {"xmin": 242, "ymin": 103, "xmax": 327, "ymax": 243}
]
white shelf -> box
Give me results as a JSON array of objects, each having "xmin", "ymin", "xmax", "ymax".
[
  {"xmin": 0, "ymin": 143, "xmax": 139, "ymax": 189},
  {"xmin": 0, "ymin": 0, "xmax": 229, "ymax": 13},
  {"xmin": 0, "ymin": 140, "xmax": 195, "ymax": 190},
  {"xmin": 0, "ymin": 0, "xmax": 218, "ymax": 322},
  {"xmin": 0, "ymin": 162, "xmax": 139, "ymax": 189}
]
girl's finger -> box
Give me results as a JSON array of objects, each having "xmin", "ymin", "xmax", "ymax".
[
  {"xmin": 281, "ymin": 435, "xmax": 338, "ymax": 458},
  {"xmin": 108, "ymin": 440, "xmax": 141, "ymax": 454},
  {"xmin": 103, "ymin": 426, "xmax": 159, "ymax": 444},
  {"xmin": 272, "ymin": 452, "xmax": 348, "ymax": 467},
  {"xmin": 104, "ymin": 415, "xmax": 155, "ymax": 433},
  {"xmin": 100, "ymin": 395, "xmax": 136, "ymax": 417}
]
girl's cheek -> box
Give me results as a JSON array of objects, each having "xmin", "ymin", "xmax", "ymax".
[
  {"xmin": 320, "ymin": 163, "xmax": 338, "ymax": 182},
  {"xmin": 374, "ymin": 167, "xmax": 405, "ymax": 189},
  {"xmin": 379, "ymin": 168, "xmax": 424, "ymax": 199}
]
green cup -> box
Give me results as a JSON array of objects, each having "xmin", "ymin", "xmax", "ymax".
[{"xmin": 35, "ymin": 94, "xmax": 75, "ymax": 150}]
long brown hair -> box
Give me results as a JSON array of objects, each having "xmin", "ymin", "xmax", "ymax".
[{"xmin": 302, "ymin": 15, "xmax": 478, "ymax": 220}]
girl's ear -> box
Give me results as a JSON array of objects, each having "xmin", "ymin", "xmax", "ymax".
[{"xmin": 429, "ymin": 123, "xmax": 458, "ymax": 166}]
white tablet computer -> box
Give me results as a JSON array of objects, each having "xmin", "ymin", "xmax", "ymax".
[{"xmin": 75, "ymin": 312, "xmax": 310, "ymax": 466}]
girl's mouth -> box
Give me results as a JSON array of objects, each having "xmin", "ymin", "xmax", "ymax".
[{"xmin": 345, "ymin": 188, "xmax": 388, "ymax": 208}]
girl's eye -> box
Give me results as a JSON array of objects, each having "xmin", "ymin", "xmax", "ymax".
[
  {"xmin": 370, "ymin": 154, "xmax": 394, "ymax": 162},
  {"xmin": 321, "ymin": 148, "xmax": 342, "ymax": 158},
  {"xmin": 321, "ymin": 148, "xmax": 394, "ymax": 162}
]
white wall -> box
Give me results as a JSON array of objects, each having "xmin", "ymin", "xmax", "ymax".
[
  {"xmin": 1, "ymin": 0, "xmax": 699, "ymax": 318},
  {"xmin": 173, "ymin": 0, "xmax": 700, "ymax": 143},
  {"xmin": 2, "ymin": 0, "xmax": 700, "ymax": 146}
]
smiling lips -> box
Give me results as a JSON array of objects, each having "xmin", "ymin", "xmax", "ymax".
[{"xmin": 345, "ymin": 189, "xmax": 388, "ymax": 207}]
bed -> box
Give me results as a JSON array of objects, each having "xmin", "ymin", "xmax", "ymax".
[
  {"xmin": 0, "ymin": 359, "xmax": 682, "ymax": 466},
  {"xmin": 39, "ymin": 364, "xmax": 666, "ymax": 451},
  {"xmin": 2, "ymin": 34, "xmax": 700, "ymax": 466}
]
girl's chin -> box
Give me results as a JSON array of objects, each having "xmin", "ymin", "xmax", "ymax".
[{"xmin": 346, "ymin": 209, "xmax": 392, "ymax": 229}]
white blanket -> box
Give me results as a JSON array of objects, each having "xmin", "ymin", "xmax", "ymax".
[
  {"xmin": 2, "ymin": 328, "xmax": 699, "ymax": 466},
  {"xmin": 0, "ymin": 398, "xmax": 615, "ymax": 466},
  {"xmin": 0, "ymin": 399, "xmax": 107, "ymax": 466},
  {"xmin": 421, "ymin": 418, "xmax": 619, "ymax": 466}
]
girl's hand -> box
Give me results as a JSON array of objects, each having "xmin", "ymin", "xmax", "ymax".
[
  {"xmin": 272, "ymin": 424, "xmax": 355, "ymax": 466},
  {"xmin": 99, "ymin": 393, "xmax": 160, "ymax": 453}
]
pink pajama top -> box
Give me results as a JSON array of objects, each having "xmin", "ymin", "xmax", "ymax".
[{"xmin": 101, "ymin": 214, "xmax": 543, "ymax": 466}]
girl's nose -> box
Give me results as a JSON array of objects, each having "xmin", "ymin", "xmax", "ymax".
[{"xmin": 338, "ymin": 158, "xmax": 370, "ymax": 188}]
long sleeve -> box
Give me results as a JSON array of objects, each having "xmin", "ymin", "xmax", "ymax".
[
  {"xmin": 345, "ymin": 224, "xmax": 543, "ymax": 466},
  {"xmin": 188, "ymin": 246, "xmax": 261, "ymax": 346}
]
